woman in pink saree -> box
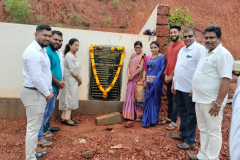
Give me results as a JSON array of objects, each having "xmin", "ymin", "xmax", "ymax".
[{"xmin": 122, "ymin": 41, "xmax": 145, "ymax": 121}]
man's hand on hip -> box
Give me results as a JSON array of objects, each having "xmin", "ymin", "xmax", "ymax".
[{"xmin": 46, "ymin": 90, "xmax": 54, "ymax": 100}]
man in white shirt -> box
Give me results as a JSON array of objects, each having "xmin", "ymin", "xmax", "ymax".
[
  {"xmin": 229, "ymin": 76, "xmax": 240, "ymax": 160},
  {"xmin": 171, "ymin": 28, "xmax": 206, "ymax": 150},
  {"xmin": 20, "ymin": 24, "xmax": 53, "ymax": 160},
  {"xmin": 187, "ymin": 26, "xmax": 234, "ymax": 160}
]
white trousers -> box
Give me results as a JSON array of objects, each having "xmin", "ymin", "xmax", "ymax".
[
  {"xmin": 61, "ymin": 110, "xmax": 72, "ymax": 120},
  {"xmin": 195, "ymin": 103, "xmax": 224, "ymax": 160},
  {"xmin": 20, "ymin": 88, "xmax": 47, "ymax": 160}
]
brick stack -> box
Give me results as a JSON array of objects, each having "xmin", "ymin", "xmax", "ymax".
[
  {"xmin": 156, "ymin": 5, "xmax": 170, "ymax": 113},
  {"xmin": 156, "ymin": 5, "xmax": 170, "ymax": 56}
]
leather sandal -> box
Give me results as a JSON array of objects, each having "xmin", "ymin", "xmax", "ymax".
[
  {"xmin": 166, "ymin": 122, "xmax": 177, "ymax": 130},
  {"xmin": 35, "ymin": 150, "xmax": 47, "ymax": 159},
  {"xmin": 158, "ymin": 118, "xmax": 171, "ymax": 125},
  {"xmin": 171, "ymin": 134, "xmax": 184, "ymax": 141},
  {"xmin": 37, "ymin": 140, "xmax": 53, "ymax": 147},
  {"xmin": 177, "ymin": 142, "xmax": 195, "ymax": 150}
]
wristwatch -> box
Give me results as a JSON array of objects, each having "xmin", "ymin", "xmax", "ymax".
[{"xmin": 214, "ymin": 101, "xmax": 221, "ymax": 107}]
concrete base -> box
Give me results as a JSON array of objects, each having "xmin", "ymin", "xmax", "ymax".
[{"xmin": 0, "ymin": 98, "xmax": 124, "ymax": 119}]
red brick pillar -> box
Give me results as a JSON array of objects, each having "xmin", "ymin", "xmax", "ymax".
[{"xmin": 156, "ymin": 5, "xmax": 170, "ymax": 116}]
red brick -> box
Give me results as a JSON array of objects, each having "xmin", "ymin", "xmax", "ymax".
[
  {"xmin": 160, "ymin": 46, "xmax": 168, "ymax": 55},
  {"xmin": 95, "ymin": 112, "xmax": 121, "ymax": 126},
  {"xmin": 156, "ymin": 25, "xmax": 169, "ymax": 37},
  {"xmin": 157, "ymin": 37, "xmax": 168, "ymax": 46},
  {"xmin": 157, "ymin": 15, "xmax": 169, "ymax": 25},
  {"xmin": 158, "ymin": 5, "xmax": 170, "ymax": 15}
]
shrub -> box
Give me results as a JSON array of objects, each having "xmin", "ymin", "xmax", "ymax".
[
  {"xmin": 168, "ymin": 7, "xmax": 194, "ymax": 28},
  {"xmin": 4, "ymin": 0, "xmax": 33, "ymax": 24},
  {"xmin": 168, "ymin": 7, "xmax": 194, "ymax": 42}
]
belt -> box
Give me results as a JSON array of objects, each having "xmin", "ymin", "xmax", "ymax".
[{"xmin": 24, "ymin": 86, "xmax": 37, "ymax": 90}]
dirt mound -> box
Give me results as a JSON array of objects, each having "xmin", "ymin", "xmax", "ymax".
[{"xmin": 1, "ymin": 0, "xmax": 240, "ymax": 58}]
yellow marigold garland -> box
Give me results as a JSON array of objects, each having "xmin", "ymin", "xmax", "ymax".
[{"xmin": 90, "ymin": 45, "xmax": 125, "ymax": 98}]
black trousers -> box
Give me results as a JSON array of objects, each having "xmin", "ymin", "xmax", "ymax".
[
  {"xmin": 177, "ymin": 90, "xmax": 197, "ymax": 145},
  {"xmin": 166, "ymin": 82, "xmax": 178, "ymax": 123}
]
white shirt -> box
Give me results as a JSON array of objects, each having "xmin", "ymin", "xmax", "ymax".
[
  {"xmin": 230, "ymin": 76, "xmax": 240, "ymax": 160},
  {"xmin": 22, "ymin": 40, "xmax": 52, "ymax": 97},
  {"xmin": 173, "ymin": 41, "xmax": 206, "ymax": 92},
  {"xmin": 192, "ymin": 43, "xmax": 234, "ymax": 104},
  {"xmin": 56, "ymin": 49, "xmax": 64, "ymax": 78}
]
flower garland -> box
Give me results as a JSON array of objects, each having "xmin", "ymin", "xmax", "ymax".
[{"xmin": 90, "ymin": 44, "xmax": 125, "ymax": 98}]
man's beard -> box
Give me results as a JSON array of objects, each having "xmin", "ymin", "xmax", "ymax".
[
  {"xmin": 58, "ymin": 44, "xmax": 62, "ymax": 50},
  {"xmin": 171, "ymin": 35, "xmax": 179, "ymax": 42},
  {"xmin": 49, "ymin": 43, "xmax": 58, "ymax": 51}
]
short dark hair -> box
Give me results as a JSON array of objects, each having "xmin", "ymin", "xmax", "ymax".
[
  {"xmin": 183, "ymin": 28, "xmax": 195, "ymax": 35},
  {"xmin": 36, "ymin": 24, "xmax": 51, "ymax": 32},
  {"xmin": 170, "ymin": 25, "xmax": 181, "ymax": 32},
  {"xmin": 134, "ymin": 41, "xmax": 143, "ymax": 47},
  {"xmin": 52, "ymin": 30, "xmax": 63, "ymax": 37},
  {"xmin": 204, "ymin": 25, "xmax": 221, "ymax": 39}
]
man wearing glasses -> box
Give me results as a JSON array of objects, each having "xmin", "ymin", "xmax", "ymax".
[
  {"xmin": 171, "ymin": 28, "xmax": 206, "ymax": 150},
  {"xmin": 187, "ymin": 26, "xmax": 234, "ymax": 160}
]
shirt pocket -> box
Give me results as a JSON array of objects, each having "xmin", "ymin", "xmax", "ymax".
[
  {"xmin": 181, "ymin": 55, "xmax": 192, "ymax": 67},
  {"xmin": 200, "ymin": 60, "xmax": 212, "ymax": 73}
]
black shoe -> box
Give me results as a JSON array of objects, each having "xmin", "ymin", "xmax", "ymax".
[
  {"xmin": 61, "ymin": 120, "xmax": 66, "ymax": 124},
  {"xmin": 49, "ymin": 127, "xmax": 60, "ymax": 132},
  {"xmin": 65, "ymin": 122, "xmax": 78, "ymax": 126}
]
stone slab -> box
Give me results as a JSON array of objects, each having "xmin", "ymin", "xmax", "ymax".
[{"xmin": 95, "ymin": 112, "xmax": 122, "ymax": 126}]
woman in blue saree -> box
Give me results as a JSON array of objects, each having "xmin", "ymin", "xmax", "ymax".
[{"xmin": 142, "ymin": 41, "xmax": 166, "ymax": 127}]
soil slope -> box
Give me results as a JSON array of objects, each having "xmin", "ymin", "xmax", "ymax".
[{"xmin": 1, "ymin": 0, "xmax": 240, "ymax": 58}]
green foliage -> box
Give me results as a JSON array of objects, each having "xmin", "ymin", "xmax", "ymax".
[
  {"xmin": 4, "ymin": 0, "xmax": 33, "ymax": 24},
  {"xmin": 168, "ymin": 7, "xmax": 194, "ymax": 42},
  {"xmin": 126, "ymin": 6, "xmax": 131, "ymax": 12},
  {"xmin": 102, "ymin": 12, "xmax": 106, "ymax": 15},
  {"xmin": 101, "ymin": 17, "xmax": 112, "ymax": 23},
  {"xmin": 113, "ymin": 0, "xmax": 120, "ymax": 9},
  {"xmin": 69, "ymin": 13, "xmax": 83, "ymax": 26},
  {"xmin": 168, "ymin": 7, "xmax": 194, "ymax": 28}
]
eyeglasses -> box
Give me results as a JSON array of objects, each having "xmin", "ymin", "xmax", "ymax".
[
  {"xmin": 183, "ymin": 35, "xmax": 194, "ymax": 39},
  {"xmin": 205, "ymin": 36, "xmax": 217, "ymax": 40},
  {"xmin": 134, "ymin": 47, "xmax": 142, "ymax": 49}
]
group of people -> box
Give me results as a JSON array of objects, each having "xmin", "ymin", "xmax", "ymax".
[
  {"xmin": 21, "ymin": 24, "xmax": 82, "ymax": 159},
  {"xmin": 122, "ymin": 25, "xmax": 234, "ymax": 160},
  {"xmin": 20, "ymin": 23, "xmax": 234, "ymax": 160}
]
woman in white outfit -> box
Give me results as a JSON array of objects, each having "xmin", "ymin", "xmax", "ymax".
[{"xmin": 59, "ymin": 38, "xmax": 82, "ymax": 126}]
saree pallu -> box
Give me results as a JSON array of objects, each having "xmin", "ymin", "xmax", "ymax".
[{"xmin": 122, "ymin": 53, "xmax": 144, "ymax": 120}]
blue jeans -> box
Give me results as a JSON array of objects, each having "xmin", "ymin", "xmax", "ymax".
[
  {"xmin": 166, "ymin": 82, "xmax": 178, "ymax": 123},
  {"xmin": 38, "ymin": 91, "xmax": 58, "ymax": 140},
  {"xmin": 177, "ymin": 90, "xmax": 197, "ymax": 145}
]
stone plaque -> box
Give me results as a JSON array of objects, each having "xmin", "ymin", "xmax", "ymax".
[{"xmin": 90, "ymin": 46, "xmax": 122, "ymax": 101}]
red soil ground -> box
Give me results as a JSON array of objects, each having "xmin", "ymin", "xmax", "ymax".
[{"xmin": 0, "ymin": 104, "xmax": 231, "ymax": 160}]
